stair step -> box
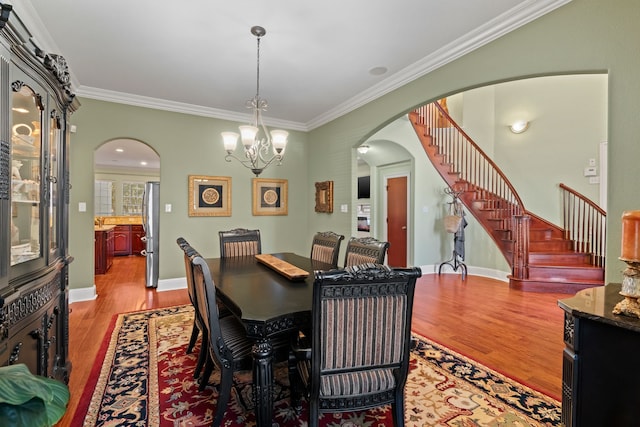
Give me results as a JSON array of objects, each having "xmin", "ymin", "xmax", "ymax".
[
  {"xmin": 530, "ymin": 229, "xmax": 554, "ymax": 240},
  {"xmin": 508, "ymin": 276, "xmax": 604, "ymax": 293},
  {"xmin": 529, "ymin": 239, "xmax": 573, "ymax": 251},
  {"xmin": 527, "ymin": 264, "xmax": 604, "ymax": 281},
  {"xmin": 529, "ymin": 251, "xmax": 592, "ymax": 264}
]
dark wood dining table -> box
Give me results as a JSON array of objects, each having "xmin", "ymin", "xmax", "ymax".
[{"xmin": 205, "ymin": 252, "xmax": 334, "ymax": 427}]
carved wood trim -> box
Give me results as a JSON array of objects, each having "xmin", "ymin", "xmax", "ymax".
[
  {"xmin": 0, "ymin": 3, "xmax": 11, "ymax": 31},
  {"xmin": 3, "ymin": 272, "xmax": 60, "ymax": 328}
]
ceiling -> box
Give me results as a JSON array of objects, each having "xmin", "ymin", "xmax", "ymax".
[{"xmin": 17, "ymin": 0, "xmax": 569, "ymax": 133}]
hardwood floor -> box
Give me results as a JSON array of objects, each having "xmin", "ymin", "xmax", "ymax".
[{"xmin": 55, "ymin": 256, "xmax": 570, "ymax": 426}]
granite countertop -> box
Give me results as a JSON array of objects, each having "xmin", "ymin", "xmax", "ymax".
[
  {"xmin": 98, "ymin": 216, "xmax": 143, "ymax": 225},
  {"xmin": 94, "ymin": 225, "xmax": 116, "ymax": 232},
  {"xmin": 558, "ymin": 283, "xmax": 640, "ymax": 333}
]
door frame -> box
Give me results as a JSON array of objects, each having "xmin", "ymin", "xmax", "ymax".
[{"xmin": 380, "ymin": 164, "xmax": 412, "ymax": 266}]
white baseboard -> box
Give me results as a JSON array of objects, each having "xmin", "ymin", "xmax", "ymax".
[
  {"xmin": 420, "ymin": 264, "xmax": 509, "ymax": 283},
  {"xmin": 69, "ymin": 285, "xmax": 98, "ymax": 303},
  {"xmin": 157, "ymin": 277, "xmax": 187, "ymax": 292}
]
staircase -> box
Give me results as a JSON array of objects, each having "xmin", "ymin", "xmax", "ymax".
[{"xmin": 409, "ymin": 102, "xmax": 605, "ymax": 293}]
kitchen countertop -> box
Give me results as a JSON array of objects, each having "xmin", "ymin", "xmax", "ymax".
[
  {"xmin": 95, "ymin": 216, "xmax": 143, "ymax": 225},
  {"xmin": 94, "ymin": 225, "xmax": 116, "ymax": 232}
]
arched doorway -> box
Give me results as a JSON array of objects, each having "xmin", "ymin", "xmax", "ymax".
[{"xmin": 94, "ymin": 139, "xmax": 160, "ymax": 286}]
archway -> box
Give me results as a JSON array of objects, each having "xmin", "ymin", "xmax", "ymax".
[{"xmin": 94, "ymin": 139, "xmax": 160, "ymax": 286}]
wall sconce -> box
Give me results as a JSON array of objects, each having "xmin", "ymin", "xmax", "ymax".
[
  {"xmin": 509, "ymin": 120, "xmax": 530, "ymax": 134},
  {"xmin": 357, "ymin": 145, "xmax": 370, "ymax": 154}
]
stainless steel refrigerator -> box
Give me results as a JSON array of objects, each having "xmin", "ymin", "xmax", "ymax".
[{"xmin": 141, "ymin": 181, "xmax": 160, "ymax": 288}]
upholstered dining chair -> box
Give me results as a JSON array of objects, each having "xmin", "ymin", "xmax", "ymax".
[
  {"xmin": 310, "ymin": 231, "xmax": 344, "ymax": 268},
  {"xmin": 177, "ymin": 237, "xmax": 230, "ymax": 379},
  {"xmin": 343, "ymin": 236, "xmax": 390, "ymax": 267},
  {"xmin": 189, "ymin": 253, "xmax": 255, "ymax": 426},
  {"xmin": 190, "ymin": 252, "xmax": 291, "ymax": 426},
  {"xmin": 176, "ymin": 237, "xmax": 208, "ymax": 377},
  {"xmin": 288, "ymin": 263, "xmax": 422, "ymax": 427},
  {"xmin": 219, "ymin": 228, "xmax": 261, "ymax": 258}
]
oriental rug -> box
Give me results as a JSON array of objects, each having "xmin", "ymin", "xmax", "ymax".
[{"xmin": 74, "ymin": 305, "xmax": 561, "ymax": 426}]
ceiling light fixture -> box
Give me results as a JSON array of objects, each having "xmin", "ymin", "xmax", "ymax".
[
  {"xmin": 357, "ymin": 145, "xmax": 370, "ymax": 154},
  {"xmin": 222, "ymin": 26, "xmax": 288, "ymax": 177},
  {"xmin": 509, "ymin": 120, "xmax": 530, "ymax": 134}
]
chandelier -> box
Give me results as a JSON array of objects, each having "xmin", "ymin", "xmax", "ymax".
[{"xmin": 222, "ymin": 26, "xmax": 288, "ymax": 177}]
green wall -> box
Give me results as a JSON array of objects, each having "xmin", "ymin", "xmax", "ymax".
[
  {"xmin": 69, "ymin": 100, "xmax": 309, "ymax": 290},
  {"xmin": 306, "ymin": 0, "xmax": 638, "ymax": 284},
  {"xmin": 69, "ymin": 0, "xmax": 639, "ymax": 291}
]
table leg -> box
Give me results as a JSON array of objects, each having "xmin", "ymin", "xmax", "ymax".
[{"xmin": 252, "ymin": 339, "xmax": 274, "ymax": 427}]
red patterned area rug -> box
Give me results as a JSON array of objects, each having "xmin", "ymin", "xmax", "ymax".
[{"xmin": 73, "ymin": 305, "xmax": 560, "ymax": 426}]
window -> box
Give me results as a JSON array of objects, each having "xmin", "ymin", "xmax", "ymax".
[
  {"xmin": 94, "ymin": 180, "xmax": 114, "ymax": 216},
  {"xmin": 122, "ymin": 182, "xmax": 145, "ymax": 215}
]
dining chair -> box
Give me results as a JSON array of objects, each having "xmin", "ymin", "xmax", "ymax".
[
  {"xmin": 343, "ymin": 236, "xmax": 390, "ymax": 267},
  {"xmin": 310, "ymin": 231, "xmax": 344, "ymax": 268},
  {"xmin": 176, "ymin": 238, "xmax": 208, "ymax": 373},
  {"xmin": 189, "ymin": 253, "xmax": 255, "ymax": 426},
  {"xmin": 190, "ymin": 253, "xmax": 291, "ymax": 425},
  {"xmin": 218, "ymin": 228, "xmax": 262, "ymax": 258},
  {"xmin": 288, "ymin": 263, "xmax": 422, "ymax": 427},
  {"xmin": 177, "ymin": 237, "xmax": 230, "ymax": 379}
]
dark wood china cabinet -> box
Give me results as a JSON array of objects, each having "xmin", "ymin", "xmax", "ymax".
[{"xmin": 0, "ymin": 3, "xmax": 79, "ymax": 382}]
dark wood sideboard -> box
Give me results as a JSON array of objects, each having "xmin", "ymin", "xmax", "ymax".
[{"xmin": 558, "ymin": 283, "xmax": 640, "ymax": 427}]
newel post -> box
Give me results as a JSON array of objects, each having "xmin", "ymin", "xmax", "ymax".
[{"xmin": 512, "ymin": 215, "xmax": 530, "ymax": 280}]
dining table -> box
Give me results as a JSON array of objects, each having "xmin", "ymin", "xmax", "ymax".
[{"xmin": 205, "ymin": 252, "xmax": 334, "ymax": 427}]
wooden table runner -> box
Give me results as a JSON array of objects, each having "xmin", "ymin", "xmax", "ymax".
[{"xmin": 255, "ymin": 254, "xmax": 309, "ymax": 281}]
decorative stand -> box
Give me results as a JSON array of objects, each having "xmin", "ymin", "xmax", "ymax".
[
  {"xmin": 613, "ymin": 210, "xmax": 640, "ymax": 318},
  {"xmin": 438, "ymin": 249, "xmax": 467, "ymax": 279},
  {"xmin": 612, "ymin": 260, "xmax": 640, "ymax": 317},
  {"xmin": 438, "ymin": 188, "xmax": 467, "ymax": 279}
]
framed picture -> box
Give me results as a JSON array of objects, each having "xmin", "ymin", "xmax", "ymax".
[
  {"xmin": 315, "ymin": 180, "xmax": 333, "ymax": 213},
  {"xmin": 252, "ymin": 178, "xmax": 288, "ymax": 216},
  {"xmin": 188, "ymin": 175, "xmax": 231, "ymax": 217}
]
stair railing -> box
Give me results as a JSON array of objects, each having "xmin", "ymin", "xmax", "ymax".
[
  {"xmin": 412, "ymin": 102, "xmax": 529, "ymax": 275},
  {"xmin": 559, "ymin": 183, "xmax": 606, "ymax": 268}
]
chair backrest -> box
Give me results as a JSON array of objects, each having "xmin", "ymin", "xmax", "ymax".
[
  {"xmin": 310, "ymin": 263, "xmax": 421, "ymax": 404},
  {"xmin": 190, "ymin": 254, "xmax": 233, "ymax": 365},
  {"xmin": 177, "ymin": 237, "xmax": 198, "ymax": 309},
  {"xmin": 219, "ymin": 228, "xmax": 261, "ymax": 258},
  {"xmin": 343, "ymin": 236, "xmax": 390, "ymax": 267},
  {"xmin": 310, "ymin": 231, "xmax": 344, "ymax": 268}
]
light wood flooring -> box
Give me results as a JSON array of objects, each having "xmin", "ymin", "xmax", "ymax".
[{"xmin": 55, "ymin": 255, "xmax": 570, "ymax": 426}]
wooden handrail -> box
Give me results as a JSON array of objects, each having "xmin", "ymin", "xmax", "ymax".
[
  {"xmin": 414, "ymin": 102, "xmax": 526, "ymax": 216},
  {"xmin": 559, "ymin": 183, "xmax": 606, "ymax": 268},
  {"xmin": 413, "ymin": 102, "xmax": 530, "ymax": 274}
]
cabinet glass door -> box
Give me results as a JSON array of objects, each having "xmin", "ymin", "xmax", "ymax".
[{"xmin": 10, "ymin": 78, "xmax": 44, "ymax": 266}]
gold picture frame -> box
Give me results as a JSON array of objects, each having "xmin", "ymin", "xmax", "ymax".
[
  {"xmin": 188, "ymin": 175, "xmax": 231, "ymax": 217},
  {"xmin": 252, "ymin": 178, "xmax": 288, "ymax": 216},
  {"xmin": 315, "ymin": 180, "xmax": 333, "ymax": 213}
]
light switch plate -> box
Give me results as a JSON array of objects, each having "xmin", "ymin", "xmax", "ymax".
[
  {"xmin": 165, "ymin": 203, "xmax": 172, "ymax": 213},
  {"xmin": 341, "ymin": 204, "xmax": 348, "ymax": 213},
  {"xmin": 78, "ymin": 202, "xmax": 86, "ymax": 212}
]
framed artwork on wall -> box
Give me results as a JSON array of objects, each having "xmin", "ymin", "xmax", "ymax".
[
  {"xmin": 314, "ymin": 180, "xmax": 333, "ymax": 213},
  {"xmin": 188, "ymin": 175, "xmax": 231, "ymax": 217},
  {"xmin": 252, "ymin": 178, "xmax": 288, "ymax": 216}
]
